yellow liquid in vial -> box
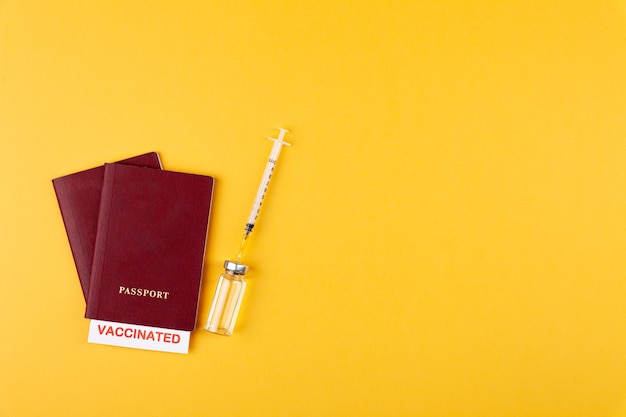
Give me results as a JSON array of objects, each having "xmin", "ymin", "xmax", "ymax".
[{"xmin": 205, "ymin": 273, "xmax": 247, "ymax": 336}]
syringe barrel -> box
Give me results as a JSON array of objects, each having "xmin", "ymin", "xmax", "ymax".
[{"xmin": 244, "ymin": 130, "xmax": 290, "ymax": 233}]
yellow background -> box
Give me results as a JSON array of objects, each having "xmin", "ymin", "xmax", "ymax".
[{"xmin": 2, "ymin": 1, "xmax": 626, "ymax": 416}]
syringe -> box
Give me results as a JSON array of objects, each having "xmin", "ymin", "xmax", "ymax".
[
  {"xmin": 237, "ymin": 128, "xmax": 291, "ymax": 260},
  {"xmin": 205, "ymin": 128, "xmax": 291, "ymax": 336}
]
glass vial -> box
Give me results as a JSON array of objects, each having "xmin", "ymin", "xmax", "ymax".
[{"xmin": 205, "ymin": 260, "xmax": 249, "ymax": 336}]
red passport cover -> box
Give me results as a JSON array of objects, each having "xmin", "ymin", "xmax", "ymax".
[
  {"xmin": 52, "ymin": 153, "xmax": 162, "ymax": 301},
  {"xmin": 85, "ymin": 163, "xmax": 214, "ymax": 331}
]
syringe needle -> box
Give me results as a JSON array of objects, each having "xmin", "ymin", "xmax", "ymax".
[{"xmin": 237, "ymin": 234, "xmax": 248, "ymax": 261}]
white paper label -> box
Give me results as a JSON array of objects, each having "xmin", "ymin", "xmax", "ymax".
[{"xmin": 88, "ymin": 320, "xmax": 190, "ymax": 354}]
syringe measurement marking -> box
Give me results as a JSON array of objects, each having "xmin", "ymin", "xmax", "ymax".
[{"xmin": 248, "ymin": 159, "xmax": 276, "ymax": 229}]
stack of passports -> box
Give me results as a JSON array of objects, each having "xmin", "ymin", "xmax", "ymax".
[{"xmin": 53, "ymin": 153, "xmax": 214, "ymax": 354}]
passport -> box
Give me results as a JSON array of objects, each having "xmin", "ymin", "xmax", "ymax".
[
  {"xmin": 85, "ymin": 163, "xmax": 214, "ymax": 332},
  {"xmin": 52, "ymin": 153, "xmax": 162, "ymax": 301}
]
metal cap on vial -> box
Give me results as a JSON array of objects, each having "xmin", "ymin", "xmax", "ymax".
[{"xmin": 224, "ymin": 260, "xmax": 249, "ymax": 275}]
